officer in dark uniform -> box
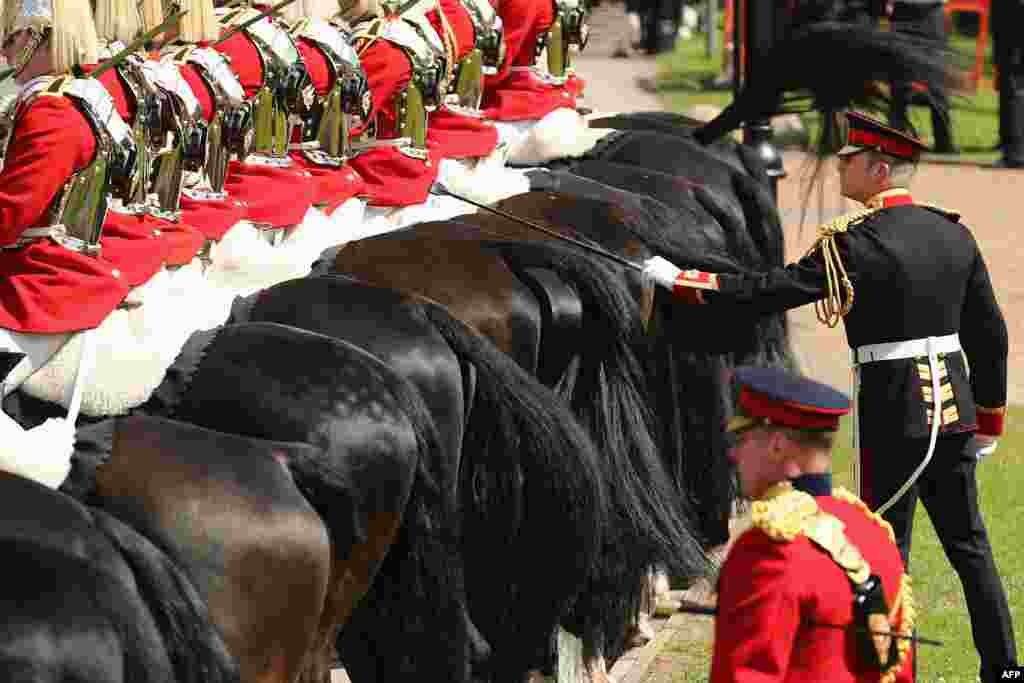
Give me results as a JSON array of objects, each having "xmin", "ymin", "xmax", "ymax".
[
  {"xmin": 643, "ymin": 111, "xmax": 1017, "ymax": 682},
  {"xmin": 993, "ymin": 0, "xmax": 1024, "ymax": 167},
  {"xmin": 713, "ymin": 366, "xmax": 913, "ymax": 683}
]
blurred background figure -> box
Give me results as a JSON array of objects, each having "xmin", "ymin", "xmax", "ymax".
[
  {"xmin": 992, "ymin": 0, "xmax": 1024, "ymax": 167},
  {"xmin": 886, "ymin": 0, "xmax": 958, "ymax": 154}
]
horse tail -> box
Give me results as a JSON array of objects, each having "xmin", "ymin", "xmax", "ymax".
[
  {"xmin": 90, "ymin": 509, "xmax": 240, "ymax": 683},
  {"xmin": 694, "ymin": 22, "xmax": 957, "ymax": 146},
  {"xmin": 421, "ymin": 299, "xmax": 610, "ymax": 678},
  {"xmin": 492, "ymin": 239, "xmax": 711, "ymax": 654}
]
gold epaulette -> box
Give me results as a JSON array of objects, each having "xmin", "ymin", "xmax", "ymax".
[
  {"xmin": 750, "ymin": 482, "xmax": 818, "ymax": 542},
  {"xmin": 919, "ymin": 203, "xmax": 962, "ymax": 223},
  {"xmin": 806, "ymin": 207, "xmax": 877, "ymax": 328}
]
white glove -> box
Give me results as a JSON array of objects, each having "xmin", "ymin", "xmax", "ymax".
[
  {"xmin": 0, "ymin": 417, "xmax": 75, "ymax": 489},
  {"xmin": 976, "ymin": 436, "xmax": 999, "ymax": 459},
  {"xmin": 641, "ymin": 256, "xmax": 683, "ymax": 291}
]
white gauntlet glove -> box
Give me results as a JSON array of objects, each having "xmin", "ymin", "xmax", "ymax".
[
  {"xmin": 641, "ymin": 256, "xmax": 683, "ymax": 291},
  {"xmin": 0, "ymin": 416, "xmax": 75, "ymax": 489}
]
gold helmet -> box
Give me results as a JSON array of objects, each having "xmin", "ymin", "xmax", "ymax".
[{"xmin": 3, "ymin": 0, "xmax": 99, "ymax": 75}]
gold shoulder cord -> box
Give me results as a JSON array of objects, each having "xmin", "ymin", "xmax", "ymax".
[
  {"xmin": 355, "ymin": 18, "xmax": 387, "ymax": 56},
  {"xmin": 435, "ymin": 6, "xmax": 458, "ymax": 89},
  {"xmin": 806, "ymin": 207, "xmax": 877, "ymax": 328}
]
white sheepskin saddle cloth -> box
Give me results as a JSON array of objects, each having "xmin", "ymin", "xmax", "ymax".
[
  {"xmin": 357, "ymin": 193, "xmax": 476, "ymax": 241},
  {"xmin": 504, "ymin": 108, "xmax": 618, "ymax": 166},
  {"xmin": 205, "ymin": 207, "xmax": 335, "ymax": 296},
  {"xmin": 436, "ymin": 151, "xmax": 533, "ymax": 207},
  {"xmin": 20, "ymin": 267, "xmax": 234, "ymax": 417}
]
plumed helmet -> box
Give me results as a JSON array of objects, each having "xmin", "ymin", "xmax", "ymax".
[{"xmin": 3, "ymin": 0, "xmax": 100, "ymax": 74}]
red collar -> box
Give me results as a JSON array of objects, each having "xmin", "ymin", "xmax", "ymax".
[{"xmin": 865, "ymin": 189, "xmax": 914, "ymax": 209}]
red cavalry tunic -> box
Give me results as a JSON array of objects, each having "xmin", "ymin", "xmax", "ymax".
[
  {"xmin": 89, "ymin": 65, "xmax": 205, "ymax": 278},
  {"xmin": 711, "ymin": 493, "xmax": 913, "ymax": 683},
  {"xmin": 213, "ymin": 29, "xmax": 317, "ymax": 226},
  {"xmin": 425, "ymin": 0, "xmax": 500, "ymax": 158},
  {"xmin": 481, "ymin": 0, "xmax": 581, "ymax": 121},
  {"xmin": 289, "ymin": 37, "xmax": 367, "ymax": 213},
  {"xmin": 349, "ymin": 38, "xmax": 442, "ymax": 206},
  {"xmin": 0, "ymin": 93, "xmax": 130, "ymax": 333},
  {"xmin": 175, "ymin": 61, "xmax": 250, "ymax": 241}
]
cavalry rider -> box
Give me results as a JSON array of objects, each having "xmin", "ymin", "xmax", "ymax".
[
  {"xmin": 339, "ymin": 0, "xmax": 470, "ymax": 233},
  {"xmin": 0, "ymin": 0, "xmax": 142, "ymax": 484},
  {"xmin": 482, "ymin": 0, "xmax": 583, "ymax": 129},
  {"xmin": 480, "ymin": 0, "xmax": 599, "ymax": 165},
  {"xmin": 89, "ymin": 0, "xmax": 219, "ymax": 285},
  {"xmin": 420, "ymin": 0, "xmax": 537, "ymax": 205},
  {"xmin": 281, "ymin": 0, "xmax": 368, "ymax": 224},
  {"xmin": 151, "ymin": 0, "xmax": 340, "ymax": 293},
  {"xmin": 713, "ymin": 365, "xmax": 912, "ymax": 682},
  {"xmin": 643, "ymin": 111, "xmax": 1018, "ymax": 681}
]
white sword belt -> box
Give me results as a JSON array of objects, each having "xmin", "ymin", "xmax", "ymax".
[
  {"xmin": 852, "ymin": 333, "xmax": 962, "ymax": 365},
  {"xmin": 850, "ymin": 332, "xmax": 962, "ymax": 515}
]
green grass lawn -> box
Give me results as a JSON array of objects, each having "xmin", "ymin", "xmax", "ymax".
[
  {"xmin": 655, "ymin": 408, "xmax": 1024, "ymax": 682},
  {"xmin": 654, "ymin": 23, "xmax": 1001, "ymax": 164}
]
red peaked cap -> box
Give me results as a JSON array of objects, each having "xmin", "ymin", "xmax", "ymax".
[
  {"xmin": 838, "ymin": 111, "xmax": 928, "ymax": 161},
  {"xmin": 727, "ymin": 366, "xmax": 850, "ymax": 433}
]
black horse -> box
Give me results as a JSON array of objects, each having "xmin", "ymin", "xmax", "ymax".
[
  {"xmin": 36, "ymin": 320, "xmax": 471, "ymax": 683},
  {"xmin": 0, "ymin": 470, "xmax": 239, "ymax": 683}
]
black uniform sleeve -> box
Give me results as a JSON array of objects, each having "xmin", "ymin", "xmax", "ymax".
[
  {"xmin": 960, "ymin": 239, "xmax": 1009, "ymax": 414},
  {"xmin": 712, "ymin": 240, "xmax": 849, "ymax": 316}
]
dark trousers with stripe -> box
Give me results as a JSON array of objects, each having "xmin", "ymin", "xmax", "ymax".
[{"xmin": 861, "ymin": 432, "xmax": 1017, "ymax": 682}]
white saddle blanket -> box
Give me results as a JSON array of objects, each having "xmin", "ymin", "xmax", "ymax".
[
  {"xmin": 205, "ymin": 207, "xmax": 335, "ymax": 296},
  {"xmin": 20, "ymin": 267, "xmax": 235, "ymax": 417}
]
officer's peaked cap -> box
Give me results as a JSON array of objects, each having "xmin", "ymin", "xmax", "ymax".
[{"xmin": 728, "ymin": 366, "xmax": 850, "ymax": 433}]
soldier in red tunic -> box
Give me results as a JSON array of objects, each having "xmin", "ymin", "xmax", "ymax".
[
  {"xmin": 481, "ymin": 0, "xmax": 583, "ymax": 123},
  {"xmin": 712, "ymin": 365, "xmax": 913, "ymax": 683},
  {"xmin": 0, "ymin": 0, "xmax": 133, "ymax": 486}
]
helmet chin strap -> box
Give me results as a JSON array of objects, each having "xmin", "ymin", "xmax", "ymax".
[{"xmin": 10, "ymin": 27, "xmax": 49, "ymax": 81}]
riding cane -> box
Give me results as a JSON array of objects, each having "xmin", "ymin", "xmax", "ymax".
[{"xmin": 430, "ymin": 182, "xmax": 646, "ymax": 273}]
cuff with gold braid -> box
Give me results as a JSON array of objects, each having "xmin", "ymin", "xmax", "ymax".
[
  {"xmin": 641, "ymin": 256, "xmax": 718, "ymax": 305},
  {"xmin": 977, "ymin": 405, "xmax": 1006, "ymax": 437}
]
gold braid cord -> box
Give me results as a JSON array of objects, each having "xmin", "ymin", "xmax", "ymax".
[
  {"xmin": 354, "ymin": 18, "xmax": 387, "ymax": 56},
  {"xmin": 806, "ymin": 207, "xmax": 877, "ymax": 328},
  {"xmin": 435, "ymin": 4, "xmax": 457, "ymax": 89}
]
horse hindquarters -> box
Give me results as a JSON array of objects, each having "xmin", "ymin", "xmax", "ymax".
[
  {"xmin": 158, "ymin": 322, "xmax": 467, "ymax": 683},
  {"xmin": 90, "ymin": 416, "xmax": 332, "ymax": 683},
  {"xmin": 0, "ymin": 472, "xmax": 238, "ymax": 683}
]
